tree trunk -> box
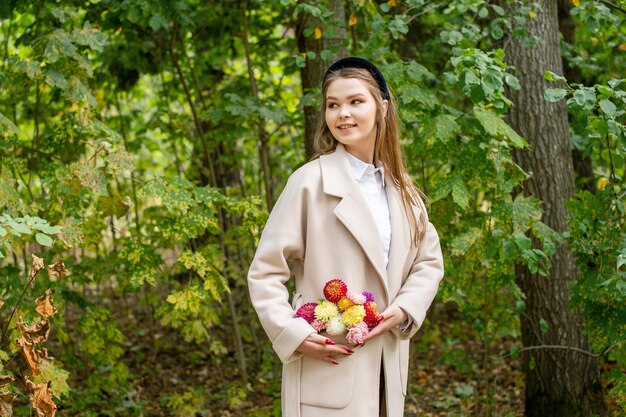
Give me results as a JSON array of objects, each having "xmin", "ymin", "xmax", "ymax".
[
  {"xmin": 296, "ymin": 0, "xmax": 348, "ymax": 159},
  {"xmin": 503, "ymin": 1, "xmax": 607, "ymax": 416},
  {"xmin": 556, "ymin": 0, "xmax": 597, "ymax": 194}
]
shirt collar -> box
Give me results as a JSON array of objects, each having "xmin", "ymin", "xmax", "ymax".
[{"xmin": 346, "ymin": 151, "xmax": 386, "ymax": 187}]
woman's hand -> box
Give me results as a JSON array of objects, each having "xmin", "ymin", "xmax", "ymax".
[
  {"xmin": 296, "ymin": 333, "xmax": 353, "ymax": 364},
  {"xmin": 361, "ymin": 305, "xmax": 407, "ymax": 345}
]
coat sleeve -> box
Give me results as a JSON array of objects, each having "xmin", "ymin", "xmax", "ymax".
[
  {"xmin": 391, "ymin": 221, "xmax": 444, "ymax": 339},
  {"xmin": 247, "ymin": 170, "xmax": 315, "ymax": 363}
]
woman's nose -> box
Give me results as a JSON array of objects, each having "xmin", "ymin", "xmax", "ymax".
[{"xmin": 339, "ymin": 106, "xmax": 350, "ymax": 118}]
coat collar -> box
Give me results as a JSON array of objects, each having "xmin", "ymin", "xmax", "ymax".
[{"xmin": 319, "ymin": 144, "xmax": 411, "ymax": 302}]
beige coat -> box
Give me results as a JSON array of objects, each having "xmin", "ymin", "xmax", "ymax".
[{"xmin": 248, "ymin": 143, "xmax": 444, "ymax": 417}]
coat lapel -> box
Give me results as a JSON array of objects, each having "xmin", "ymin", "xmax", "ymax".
[
  {"xmin": 384, "ymin": 175, "xmax": 411, "ymax": 290},
  {"xmin": 319, "ymin": 144, "xmax": 389, "ymax": 300}
]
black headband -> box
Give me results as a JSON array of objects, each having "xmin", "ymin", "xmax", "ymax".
[{"xmin": 323, "ymin": 57, "xmax": 390, "ymax": 100}]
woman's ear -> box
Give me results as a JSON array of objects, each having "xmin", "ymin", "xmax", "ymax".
[{"xmin": 381, "ymin": 99, "xmax": 389, "ymax": 116}]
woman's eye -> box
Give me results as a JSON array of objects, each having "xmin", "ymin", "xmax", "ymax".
[
  {"xmin": 327, "ymin": 103, "xmax": 338, "ymax": 108},
  {"xmin": 352, "ymin": 99, "xmax": 362, "ymax": 104}
]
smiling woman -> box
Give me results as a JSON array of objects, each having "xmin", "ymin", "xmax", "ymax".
[
  {"xmin": 324, "ymin": 77, "xmax": 387, "ymax": 164},
  {"xmin": 247, "ymin": 57, "xmax": 444, "ymax": 417}
]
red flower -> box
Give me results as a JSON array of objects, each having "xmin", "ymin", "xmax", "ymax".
[
  {"xmin": 363, "ymin": 301, "xmax": 380, "ymax": 329},
  {"xmin": 323, "ymin": 279, "xmax": 348, "ymax": 302},
  {"xmin": 295, "ymin": 302, "xmax": 317, "ymax": 323}
]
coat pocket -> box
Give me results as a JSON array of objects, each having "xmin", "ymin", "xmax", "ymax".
[{"xmin": 300, "ymin": 353, "xmax": 358, "ymax": 408}]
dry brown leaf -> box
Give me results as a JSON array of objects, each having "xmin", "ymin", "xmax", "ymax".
[
  {"xmin": 0, "ymin": 375, "xmax": 14, "ymax": 388},
  {"xmin": 29, "ymin": 254, "xmax": 45, "ymax": 281},
  {"xmin": 26, "ymin": 378, "xmax": 56, "ymax": 417},
  {"xmin": 0, "ymin": 391, "xmax": 16, "ymax": 417},
  {"xmin": 37, "ymin": 347, "xmax": 49, "ymax": 360},
  {"xmin": 47, "ymin": 260, "xmax": 67, "ymax": 280},
  {"xmin": 349, "ymin": 14, "xmax": 357, "ymax": 26},
  {"xmin": 16, "ymin": 337, "xmax": 41, "ymax": 375},
  {"xmin": 16, "ymin": 317, "xmax": 50, "ymax": 344},
  {"xmin": 35, "ymin": 290, "xmax": 58, "ymax": 318}
]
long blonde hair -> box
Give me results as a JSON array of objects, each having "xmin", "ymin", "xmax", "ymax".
[{"xmin": 313, "ymin": 67, "xmax": 428, "ymax": 246}]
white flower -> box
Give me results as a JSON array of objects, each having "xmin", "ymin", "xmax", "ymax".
[{"xmin": 326, "ymin": 314, "xmax": 347, "ymax": 336}]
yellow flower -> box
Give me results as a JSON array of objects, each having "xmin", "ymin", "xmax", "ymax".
[
  {"xmin": 598, "ymin": 177, "xmax": 608, "ymax": 190},
  {"xmin": 315, "ymin": 300, "xmax": 339, "ymax": 322},
  {"xmin": 342, "ymin": 305, "xmax": 366, "ymax": 327},
  {"xmin": 337, "ymin": 296, "xmax": 354, "ymax": 312}
]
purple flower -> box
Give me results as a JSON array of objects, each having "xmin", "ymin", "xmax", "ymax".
[{"xmin": 362, "ymin": 291, "xmax": 375, "ymax": 302}]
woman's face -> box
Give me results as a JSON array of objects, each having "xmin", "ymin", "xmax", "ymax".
[{"xmin": 325, "ymin": 77, "xmax": 387, "ymax": 163}]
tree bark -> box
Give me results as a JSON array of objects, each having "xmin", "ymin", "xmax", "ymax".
[
  {"xmin": 556, "ymin": 0, "xmax": 597, "ymax": 194},
  {"xmin": 503, "ymin": 1, "xmax": 607, "ymax": 416},
  {"xmin": 296, "ymin": 0, "xmax": 348, "ymax": 159}
]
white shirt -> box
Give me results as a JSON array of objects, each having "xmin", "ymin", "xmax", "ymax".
[{"xmin": 346, "ymin": 152, "xmax": 391, "ymax": 267}]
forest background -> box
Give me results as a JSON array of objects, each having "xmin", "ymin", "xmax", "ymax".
[{"xmin": 0, "ymin": 0, "xmax": 625, "ymax": 416}]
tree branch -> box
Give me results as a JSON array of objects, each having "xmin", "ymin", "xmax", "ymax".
[
  {"xmin": 501, "ymin": 343, "xmax": 619, "ymax": 359},
  {"xmin": 597, "ymin": 0, "xmax": 626, "ymax": 15}
]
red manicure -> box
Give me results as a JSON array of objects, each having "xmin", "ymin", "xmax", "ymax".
[
  {"xmin": 325, "ymin": 339, "xmax": 336, "ymax": 345},
  {"xmin": 378, "ymin": 315, "xmax": 385, "ymax": 322},
  {"xmin": 332, "ymin": 360, "xmax": 339, "ymax": 365}
]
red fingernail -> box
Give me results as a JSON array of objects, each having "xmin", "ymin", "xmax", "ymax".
[
  {"xmin": 378, "ymin": 316, "xmax": 384, "ymax": 322},
  {"xmin": 325, "ymin": 339, "xmax": 335, "ymax": 345},
  {"xmin": 332, "ymin": 360, "xmax": 339, "ymax": 365}
]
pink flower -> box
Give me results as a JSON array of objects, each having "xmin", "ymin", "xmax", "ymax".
[
  {"xmin": 346, "ymin": 322, "xmax": 369, "ymax": 345},
  {"xmin": 311, "ymin": 319, "xmax": 326, "ymax": 332},
  {"xmin": 295, "ymin": 302, "xmax": 317, "ymax": 323},
  {"xmin": 347, "ymin": 290, "xmax": 366, "ymax": 305}
]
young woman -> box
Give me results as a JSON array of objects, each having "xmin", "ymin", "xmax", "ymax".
[{"xmin": 248, "ymin": 57, "xmax": 444, "ymax": 417}]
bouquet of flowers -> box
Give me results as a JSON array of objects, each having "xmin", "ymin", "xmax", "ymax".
[{"xmin": 295, "ymin": 279, "xmax": 381, "ymax": 345}]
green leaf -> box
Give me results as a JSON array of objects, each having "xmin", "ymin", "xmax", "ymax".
[
  {"xmin": 0, "ymin": 111, "xmax": 20, "ymax": 135},
  {"xmin": 491, "ymin": 5, "xmax": 505, "ymax": 16},
  {"xmin": 617, "ymin": 280, "xmax": 626, "ymax": 298},
  {"xmin": 491, "ymin": 24, "xmax": 504, "ymax": 40},
  {"xmin": 474, "ymin": 106, "xmax": 527, "ymax": 148},
  {"xmin": 44, "ymin": 70, "xmax": 69, "ymax": 90},
  {"xmin": 32, "ymin": 223, "xmax": 62, "ymax": 234},
  {"xmin": 67, "ymin": 76, "xmax": 97, "ymax": 107},
  {"xmin": 599, "ymin": 99, "xmax": 617, "ymax": 118},
  {"xmin": 450, "ymin": 227, "xmax": 482, "ymax": 256},
  {"xmin": 320, "ymin": 49, "xmax": 332, "ymax": 61},
  {"xmin": 35, "ymin": 232, "xmax": 54, "ymax": 246},
  {"xmin": 450, "ymin": 174, "xmax": 471, "ymax": 209},
  {"xmin": 511, "ymin": 195, "xmax": 543, "ymax": 232},
  {"xmin": 35, "ymin": 359, "xmax": 70, "ymax": 399},
  {"xmin": 9, "ymin": 221, "xmax": 30, "ymax": 235},
  {"xmin": 421, "ymin": 114, "xmax": 460, "ymax": 144},
  {"xmin": 539, "ymin": 318, "xmax": 549, "ymax": 334},
  {"xmin": 505, "ymin": 74, "xmax": 520, "ymax": 90},
  {"xmin": 544, "ymin": 88, "xmax": 567, "ymax": 102},
  {"xmin": 71, "ymin": 22, "xmax": 107, "ymax": 51},
  {"xmin": 74, "ymin": 163, "xmax": 108, "ymax": 196},
  {"xmin": 0, "ymin": 227, "xmax": 6, "ymax": 237},
  {"xmin": 544, "ymin": 71, "xmax": 567, "ymax": 82}
]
